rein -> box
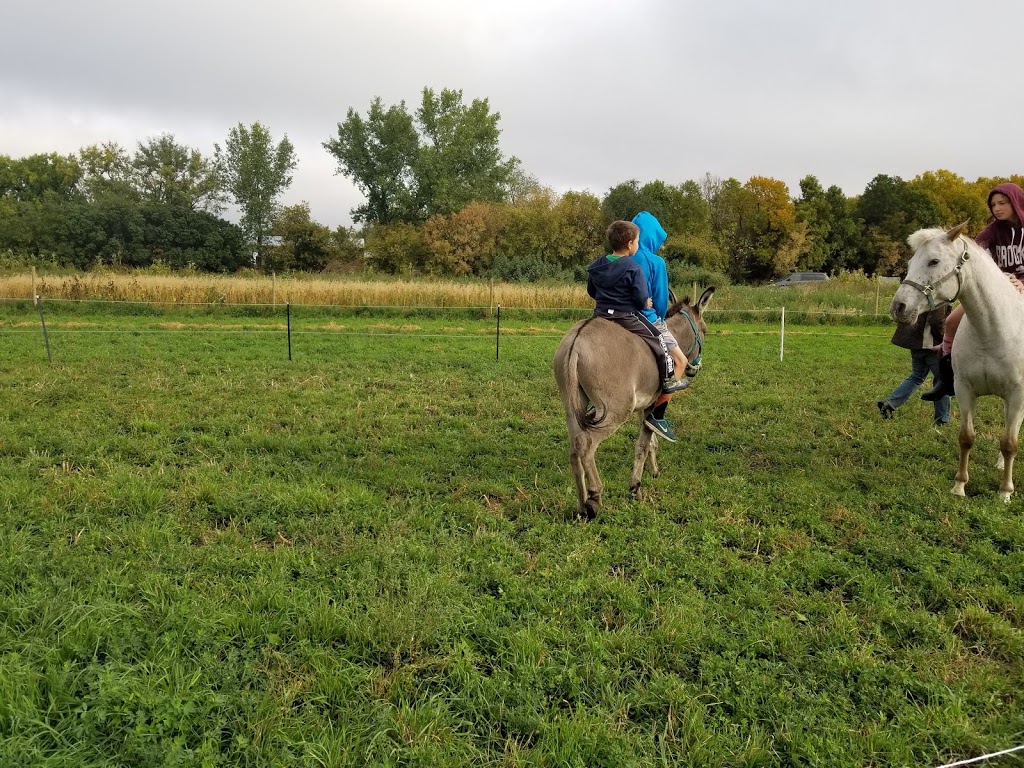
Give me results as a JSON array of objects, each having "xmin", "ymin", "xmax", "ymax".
[
  {"xmin": 900, "ymin": 238, "xmax": 970, "ymax": 310},
  {"xmin": 676, "ymin": 307, "xmax": 703, "ymax": 367}
]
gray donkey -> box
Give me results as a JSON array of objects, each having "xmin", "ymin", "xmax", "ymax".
[{"xmin": 554, "ymin": 288, "xmax": 714, "ymax": 518}]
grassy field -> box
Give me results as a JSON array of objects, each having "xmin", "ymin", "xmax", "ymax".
[{"xmin": 0, "ymin": 302, "xmax": 1022, "ymax": 767}]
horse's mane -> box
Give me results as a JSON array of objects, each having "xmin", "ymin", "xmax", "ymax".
[
  {"xmin": 908, "ymin": 227, "xmax": 998, "ymax": 269},
  {"xmin": 907, "ymin": 228, "xmax": 949, "ymax": 251}
]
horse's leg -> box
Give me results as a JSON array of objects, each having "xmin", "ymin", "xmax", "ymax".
[
  {"xmin": 997, "ymin": 396, "xmax": 1024, "ymax": 501},
  {"xmin": 954, "ymin": 392, "xmax": 976, "ymax": 496}
]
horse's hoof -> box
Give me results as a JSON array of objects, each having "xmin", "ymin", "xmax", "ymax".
[
  {"xmin": 999, "ymin": 491, "xmax": 1013, "ymax": 503},
  {"xmin": 579, "ymin": 502, "xmax": 598, "ymax": 521},
  {"xmin": 951, "ymin": 485, "xmax": 966, "ymax": 497},
  {"xmin": 629, "ymin": 483, "xmax": 641, "ymax": 497}
]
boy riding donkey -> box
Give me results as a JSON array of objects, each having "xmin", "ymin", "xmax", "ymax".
[{"xmin": 586, "ymin": 220, "xmax": 688, "ymax": 441}]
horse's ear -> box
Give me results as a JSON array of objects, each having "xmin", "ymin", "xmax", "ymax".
[
  {"xmin": 946, "ymin": 221, "xmax": 970, "ymax": 241},
  {"xmin": 696, "ymin": 286, "xmax": 715, "ymax": 313}
]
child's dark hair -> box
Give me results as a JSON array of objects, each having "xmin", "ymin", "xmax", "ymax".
[{"xmin": 606, "ymin": 220, "xmax": 639, "ymax": 252}]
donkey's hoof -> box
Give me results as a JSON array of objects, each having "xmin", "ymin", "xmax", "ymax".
[
  {"xmin": 999, "ymin": 491, "xmax": 1013, "ymax": 503},
  {"xmin": 579, "ymin": 502, "xmax": 599, "ymax": 521}
]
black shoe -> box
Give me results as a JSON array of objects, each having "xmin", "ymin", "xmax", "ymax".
[
  {"xmin": 921, "ymin": 354, "xmax": 954, "ymax": 401},
  {"xmin": 877, "ymin": 401, "xmax": 895, "ymax": 420}
]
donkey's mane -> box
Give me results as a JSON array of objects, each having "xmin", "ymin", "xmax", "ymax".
[{"xmin": 666, "ymin": 297, "xmax": 691, "ymax": 319}]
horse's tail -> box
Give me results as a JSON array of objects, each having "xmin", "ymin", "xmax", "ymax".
[{"xmin": 562, "ymin": 317, "xmax": 603, "ymax": 431}]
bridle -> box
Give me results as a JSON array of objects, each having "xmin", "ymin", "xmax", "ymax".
[
  {"xmin": 676, "ymin": 306, "xmax": 703, "ymax": 368},
  {"xmin": 900, "ymin": 238, "xmax": 971, "ymax": 310}
]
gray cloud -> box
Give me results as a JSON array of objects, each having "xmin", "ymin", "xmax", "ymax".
[{"xmin": 2, "ymin": 0, "xmax": 1018, "ymax": 228}]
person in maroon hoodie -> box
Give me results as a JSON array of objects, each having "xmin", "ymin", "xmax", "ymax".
[{"xmin": 922, "ymin": 182, "xmax": 1024, "ymax": 400}]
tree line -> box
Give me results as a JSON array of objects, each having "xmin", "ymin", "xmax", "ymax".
[{"xmin": 2, "ymin": 86, "xmax": 1020, "ymax": 283}]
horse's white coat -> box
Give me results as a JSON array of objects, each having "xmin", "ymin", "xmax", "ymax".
[{"xmin": 891, "ymin": 224, "xmax": 1024, "ymax": 500}]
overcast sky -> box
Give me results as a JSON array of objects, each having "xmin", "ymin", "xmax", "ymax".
[{"xmin": 2, "ymin": 0, "xmax": 1016, "ymax": 229}]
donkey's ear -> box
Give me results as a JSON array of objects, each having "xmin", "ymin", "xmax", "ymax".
[
  {"xmin": 696, "ymin": 287, "xmax": 715, "ymax": 312},
  {"xmin": 946, "ymin": 221, "xmax": 970, "ymax": 241}
]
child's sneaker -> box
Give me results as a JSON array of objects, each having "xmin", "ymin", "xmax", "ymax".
[
  {"xmin": 644, "ymin": 415, "xmax": 677, "ymax": 442},
  {"xmin": 662, "ymin": 378, "xmax": 690, "ymax": 394}
]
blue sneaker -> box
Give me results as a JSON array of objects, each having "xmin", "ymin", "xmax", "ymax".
[{"xmin": 644, "ymin": 415, "xmax": 677, "ymax": 442}]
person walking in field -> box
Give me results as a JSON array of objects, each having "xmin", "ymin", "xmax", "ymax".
[{"xmin": 878, "ymin": 304, "xmax": 951, "ymax": 426}]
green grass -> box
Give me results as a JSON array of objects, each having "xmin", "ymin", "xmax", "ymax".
[{"xmin": 0, "ymin": 305, "xmax": 1022, "ymax": 767}]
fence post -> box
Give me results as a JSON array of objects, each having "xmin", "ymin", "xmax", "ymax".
[
  {"xmin": 37, "ymin": 294, "xmax": 52, "ymax": 363},
  {"xmin": 780, "ymin": 306, "xmax": 785, "ymax": 362},
  {"xmin": 32, "ymin": 266, "xmax": 37, "ymax": 306},
  {"xmin": 875, "ymin": 279, "xmax": 880, "ymax": 316},
  {"xmin": 496, "ymin": 304, "xmax": 501, "ymax": 361},
  {"xmin": 287, "ymin": 302, "xmax": 292, "ymax": 361},
  {"xmin": 693, "ymin": 281, "xmax": 697, "ymax": 304},
  {"xmin": 489, "ymin": 277, "xmax": 494, "ymax": 318},
  {"xmin": 273, "ymin": 272, "xmax": 277, "ymax": 306}
]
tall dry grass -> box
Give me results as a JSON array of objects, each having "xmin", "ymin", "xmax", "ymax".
[
  {"xmin": 0, "ymin": 272, "xmax": 591, "ymax": 309},
  {"xmin": 0, "ymin": 270, "xmax": 897, "ymax": 316}
]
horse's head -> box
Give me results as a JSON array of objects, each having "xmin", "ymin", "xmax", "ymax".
[{"xmin": 890, "ymin": 222, "xmax": 970, "ymax": 325}]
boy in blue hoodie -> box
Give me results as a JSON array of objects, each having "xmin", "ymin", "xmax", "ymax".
[
  {"xmin": 630, "ymin": 211, "xmax": 698, "ymax": 439},
  {"xmin": 587, "ymin": 221, "xmax": 688, "ymax": 440}
]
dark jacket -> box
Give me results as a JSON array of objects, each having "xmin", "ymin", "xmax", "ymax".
[
  {"xmin": 891, "ymin": 305, "xmax": 949, "ymax": 350},
  {"xmin": 976, "ymin": 182, "xmax": 1024, "ymax": 277},
  {"xmin": 586, "ymin": 254, "xmax": 650, "ymax": 316}
]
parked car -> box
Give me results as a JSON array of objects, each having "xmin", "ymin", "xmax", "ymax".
[{"xmin": 771, "ymin": 272, "xmax": 830, "ymax": 287}]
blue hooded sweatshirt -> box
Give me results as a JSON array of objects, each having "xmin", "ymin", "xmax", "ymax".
[{"xmin": 630, "ymin": 211, "xmax": 670, "ymax": 323}]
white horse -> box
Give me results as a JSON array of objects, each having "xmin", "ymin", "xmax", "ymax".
[{"xmin": 890, "ymin": 222, "xmax": 1024, "ymax": 500}]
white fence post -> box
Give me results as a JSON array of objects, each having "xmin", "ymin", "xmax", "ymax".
[{"xmin": 780, "ymin": 307, "xmax": 785, "ymax": 361}]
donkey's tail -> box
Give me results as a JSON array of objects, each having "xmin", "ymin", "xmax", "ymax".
[{"xmin": 562, "ymin": 317, "xmax": 602, "ymax": 431}]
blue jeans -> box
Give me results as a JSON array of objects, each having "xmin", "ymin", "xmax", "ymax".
[{"xmin": 883, "ymin": 348, "xmax": 951, "ymax": 423}]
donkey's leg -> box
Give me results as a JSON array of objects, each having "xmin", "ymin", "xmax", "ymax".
[
  {"xmin": 568, "ymin": 427, "xmax": 590, "ymax": 516},
  {"xmin": 997, "ymin": 395, "xmax": 1024, "ymax": 501},
  {"xmin": 954, "ymin": 393, "xmax": 976, "ymax": 497},
  {"xmin": 572, "ymin": 431, "xmax": 605, "ymax": 519},
  {"xmin": 630, "ymin": 422, "xmax": 656, "ymax": 497}
]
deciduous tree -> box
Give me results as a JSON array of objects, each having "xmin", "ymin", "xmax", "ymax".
[
  {"xmin": 132, "ymin": 134, "xmax": 225, "ymax": 212},
  {"xmin": 324, "ymin": 88, "xmax": 519, "ymax": 225},
  {"xmin": 215, "ymin": 122, "xmax": 297, "ymax": 267}
]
